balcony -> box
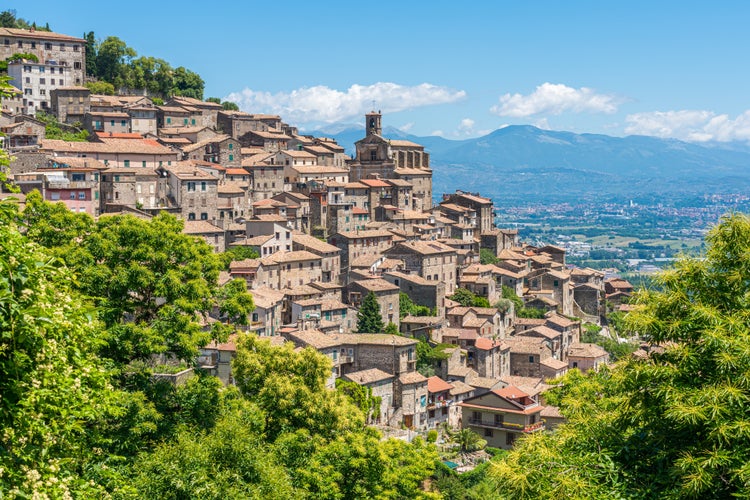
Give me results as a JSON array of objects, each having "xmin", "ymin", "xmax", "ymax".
[
  {"xmin": 338, "ymin": 355, "xmax": 354, "ymax": 364},
  {"xmin": 468, "ymin": 418, "xmax": 545, "ymax": 433},
  {"xmin": 427, "ymin": 399, "xmax": 453, "ymax": 410}
]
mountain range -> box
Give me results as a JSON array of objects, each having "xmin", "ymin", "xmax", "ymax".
[{"xmin": 306, "ymin": 125, "xmax": 750, "ymax": 205}]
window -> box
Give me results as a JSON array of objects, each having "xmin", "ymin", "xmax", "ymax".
[
  {"xmin": 39, "ymin": 66, "xmax": 45, "ymax": 73},
  {"xmin": 59, "ymin": 80, "xmax": 64, "ymax": 86},
  {"xmin": 506, "ymin": 433, "xmax": 516, "ymax": 446},
  {"xmin": 183, "ymin": 118, "xmax": 188, "ymax": 125},
  {"xmin": 17, "ymin": 41, "xmax": 22, "ymax": 48},
  {"xmin": 529, "ymin": 355, "xmax": 535, "ymax": 363},
  {"xmin": 484, "ymin": 428, "xmax": 494, "ymax": 437},
  {"xmin": 39, "ymin": 78, "xmax": 46, "ymax": 85},
  {"xmin": 187, "ymin": 182, "xmax": 195, "ymax": 192},
  {"xmin": 31, "ymin": 41, "xmax": 36, "ymax": 48},
  {"xmin": 70, "ymin": 192, "xmax": 76, "ymax": 200},
  {"xmin": 73, "ymin": 44, "xmax": 80, "ymax": 52},
  {"xmin": 200, "ymin": 213, "xmax": 208, "ymax": 220},
  {"xmin": 494, "ymin": 414, "xmax": 504, "ymax": 426},
  {"xmin": 142, "ymin": 161, "xmax": 146, "ymax": 168},
  {"xmin": 110, "ymin": 120, "xmax": 115, "ymax": 127},
  {"xmin": 4, "ymin": 39, "xmax": 9, "ymax": 46},
  {"xmin": 370, "ymin": 150, "xmax": 377, "ymax": 161},
  {"xmin": 123, "ymin": 160, "xmax": 130, "ymax": 168},
  {"xmin": 73, "ymin": 61, "xmax": 81, "ymax": 70},
  {"xmin": 553, "ymin": 280, "xmax": 559, "ymax": 287},
  {"xmin": 573, "ymin": 362, "xmax": 578, "ymax": 368},
  {"xmin": 200, "ymin": 181, "xmax": 206, "ymax": 191},
  {"xmin": 167, "ymin": 118, "xmax": 171, "ymax": 124},
  {"xmin": 121, "ymin": 120, "xmax": 127, "ymax": 127},
  {"xmin": 50, "ymin": 192, "xmax": 60, "ymax": 201},
  {"xmin": 188, "ymin": 213, "xmax": 195, "ymax": 220},
  {"xmin": 228, "ymin": 154, "xmax": 233, "ymax": 161},
  {"xmin": 51, "ymin": 78, "xmax": 55, "ymax": 85},
  {"xmin": 191, "ymin": 118, "xmax": 196, "ymax": 125},
  {"xmin": 228, "ymin": 143, "xmax": 233, "ymax": 150},
  {"xmin": 78, "ymin": 192, "xmax": 85, "ymax": 200}
]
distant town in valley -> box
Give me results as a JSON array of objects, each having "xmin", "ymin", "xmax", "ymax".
[{"xmin": 0, "ymin": 21, "xmax": 734, "ymax": 461}]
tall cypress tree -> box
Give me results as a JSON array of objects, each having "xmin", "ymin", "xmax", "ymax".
[{"xmin": 356, "ymin": 291, "xmax": 384, "ymax": 333}]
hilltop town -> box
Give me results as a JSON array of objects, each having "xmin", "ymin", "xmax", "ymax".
[{"xmin": 0, "ymin": 25, "xmax": 635, "ymax": 450}]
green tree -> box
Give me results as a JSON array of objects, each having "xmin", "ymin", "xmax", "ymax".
[
  {"xmin": 491, "ymin": 213, "xmax": 750, "ymax": 498},
  {"xmin": 480, "ymin": 247, "xmax": 499, "ymax": 265},
  {"xmin": 84, "ymin": 31, "xmax": 97, "ymax": 76},
  {"xmin": 0, "ymin": 219, "xmax": 115, "ymax": 498},
  {"xmin": 171, "ymin": 66, "xmax": 204, "ymax": 99},
  {"xmin": 399, "ymin": 292, "xmax": 436, "ymax": 318},
  {"xmin": 219, "ymin": 245, "xmax": 260, "ymax": 269},
  {"xmin": 336, "ymin": 378, "xmax": 381, "ymax": 423},
  {"xmin": 129, "ymin": 398, "xmax": 296, "ymax": 499},
  {"xmin": 85, "ymin": 80, "xmax": 116, "ymax": 95},
  {"xmin": 357, "ymin": 291, "xmax": 385, "ymax": 333},
  {"xmin": 450, "ymin": 287, "xmax": 491, "ymax": 308},
  {"xmin": 222, "ymin": 101, "xmax": 240, "ymax": 111},
  {"xmin": 206, "ymin": 96, "xmax": 221, "ymax": 104},
  {"xmin": 95, "ymin": 36, "xmax": 136, "ymax": 87},
  {"xmin": 60, "ymin": 213, "xmax": 227, "ymax": 364},
  {"xmin": 232, "ymin": 334, "xmax": 364, "ymax": 441},
  {"xmin": 501, "ymin": 284, "xmax": 523, "ymax": 311}
]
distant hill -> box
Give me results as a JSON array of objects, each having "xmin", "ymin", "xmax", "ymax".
[{"xmin": 311, "ymin": 125, "xmax": 750, "ymax": 205}]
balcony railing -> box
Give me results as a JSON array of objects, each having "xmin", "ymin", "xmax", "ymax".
[
  {"xmin": 427, "ymin": 399, "xmax": 453, "ymax": 410},
  {"xmin": 468, "ymin": 418, "xmax": 545, "ymax": 433}
]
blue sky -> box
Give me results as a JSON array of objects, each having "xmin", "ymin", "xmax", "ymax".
[{"xmin": 7, "ymin": 1, "xmax": 750, "ymax": 141}]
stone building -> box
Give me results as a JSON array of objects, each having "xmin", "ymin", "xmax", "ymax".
[
  {"xmin": 382, "ymin": 240, "xmax": 458, "ymax": 294},
  {"xmin": 99, "ymin": 167, "xmax": 161, "ymax": 212},
  {"xmin": 505, "ymin": 336, "xmax": 554, "ymax": 377},
  {"xmin": 348, "ymin": 111, "xmax": 432, "ymax": 210},
  {"xmin": 40, "ymin": 137, "xmax": 179, "ymax": 169},
  {"xmin": 348, "ymin": 278, "xmax": 400, "ymax": 327},
  {"xmin": 50, "ymin": 86, "xmax": 90, "ymax": 124},
  {"xmin": 163, "ymin": 163, "xmax": 219, "ymax": 222},
  {"xmin": 0, "ymin": 27, "xmax": 86, "ymax": 86},
  {"xmin": 329, "ymin": 229, "xmax": 394, "ymax": 282},
  {"xmin": 183, "ymin": 220, "xmax": 226, "ymax": 253},
  {"xmin": 382, "ymin": 270, "xmax": 446, "ymax": 317},
  {"xmin": 9, "ymin": 59, "xmax": 71, "ymax": 114},
  {"xmin": 292, "ymin": 233, "xmax": 342, "ymax": 284},
  {"xmin": 342, "ymin": 368, "xmax": 395, "ymax": 423}
]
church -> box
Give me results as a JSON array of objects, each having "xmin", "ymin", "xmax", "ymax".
[{"xmin": 347, "ymin": 111, "xmax": 433, "ymax": 210}]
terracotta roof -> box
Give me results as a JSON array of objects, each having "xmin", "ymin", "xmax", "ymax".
[
  {"xmin": 540, "ymin": 405, "xmax": 563, "ymax": 418},
  {"xmin": 352, "ymin": 278, "xmax": 399, "ymax": 292},
  {"xmin": 427, "ymin": 376, "xmax": 453, "ymax": 393},
  {"xmin": 183, "ymin": 221, "xmax": 223, "ymax": 234},
  {"xmin": 292, "ymin": 233, "xmax": 340, "ymax": 254},
  {"xmin": 0, "ymin": 27, "xmax": 85, "ymax": 42},
  {"xmin": 449, "ymin": 380, "xmax": 475, "ymax": 396},
  {"xmin": 344, "ymin": 368, "xmax": 394, "ymax": 385},
  {"xmin": 471, "ymin": 377, "xmax": 502, "ymax": 389},
  {"xmin": 400, "ymin": 371, "xmax": 428, "ymax": 385},
  {"xmin": 568, "ymin": 343, "xmax": 609, "ymax": 359},
  {"xmin": 359, "ymin": 179, "xmax": 390, "ymax": 188},
  {"xmin": 41, "ymin": 138, "xmax": 176, "ymax": 156},
  {"xmin": 267, "ymin": 250, "xmax": 320, "ymax": 263},
  {"xmin": 493, "ymin": 385, "xmax": 530, "ymax": 400},
  {"xmin": 540, "ymin": 358, "xmax": 568, "ymax": 370},
  {"xmin": 474, "ymin": 338, "xmax": 507, "ymax": 351},
  {"xmin": 389, "ymin": 139, "xmax": 423, "ymax": 148}
]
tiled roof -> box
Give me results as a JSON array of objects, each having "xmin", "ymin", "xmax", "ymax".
[
  {"xmin": 344, "ymin": 368, "xmax": 394, "ymax": 385},
  {"xmin": 0, "ymin": 27, "xmax": 85, "ymax": 42},
  {"xmin": 182, "ymin": 221, "xmax": 223, "ymax": 234},
  {"xmin": 427, "ymin": 376, "xmax": 453, "ymax": 393}
]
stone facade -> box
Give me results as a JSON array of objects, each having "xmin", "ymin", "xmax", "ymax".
[{"xmin": 0, "ymin": 28, "xmax": 86, "ymax": 86}]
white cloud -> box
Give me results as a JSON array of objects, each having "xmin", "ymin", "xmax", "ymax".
[
  {"xmin": 431, "ymin": 130, "xmax": 445, "ymax": 137},
  {"xmin": 490, "ymin": 82, "xmax": 622, "ymax": 118},
  {"xmin": 398, "ymin": 122, "xmax": 415, "ymax": 132},
  {"xmin": 624, "ymin": 110, "xmax": 750, "ymax": 142},
  {"xmin": 457, "ymin": 118, "xmax": 475, "ymax": 136},
  {"xmin": 225, "ymin": 82, "xmax": 466, "ymax": 126},
  {"xmin": 534, "ymin": 117, "xmax": 551, "ymax": 130}
]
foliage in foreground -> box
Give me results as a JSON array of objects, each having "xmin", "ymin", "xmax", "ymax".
[{"xmin": 490, "ymin": 213, "xmax": 750, "ymax": 499}]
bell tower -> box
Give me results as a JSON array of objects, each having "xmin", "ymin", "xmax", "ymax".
[{"xmin": 365, "ymin": 111, "xmax": 382, "ymax": 136}]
